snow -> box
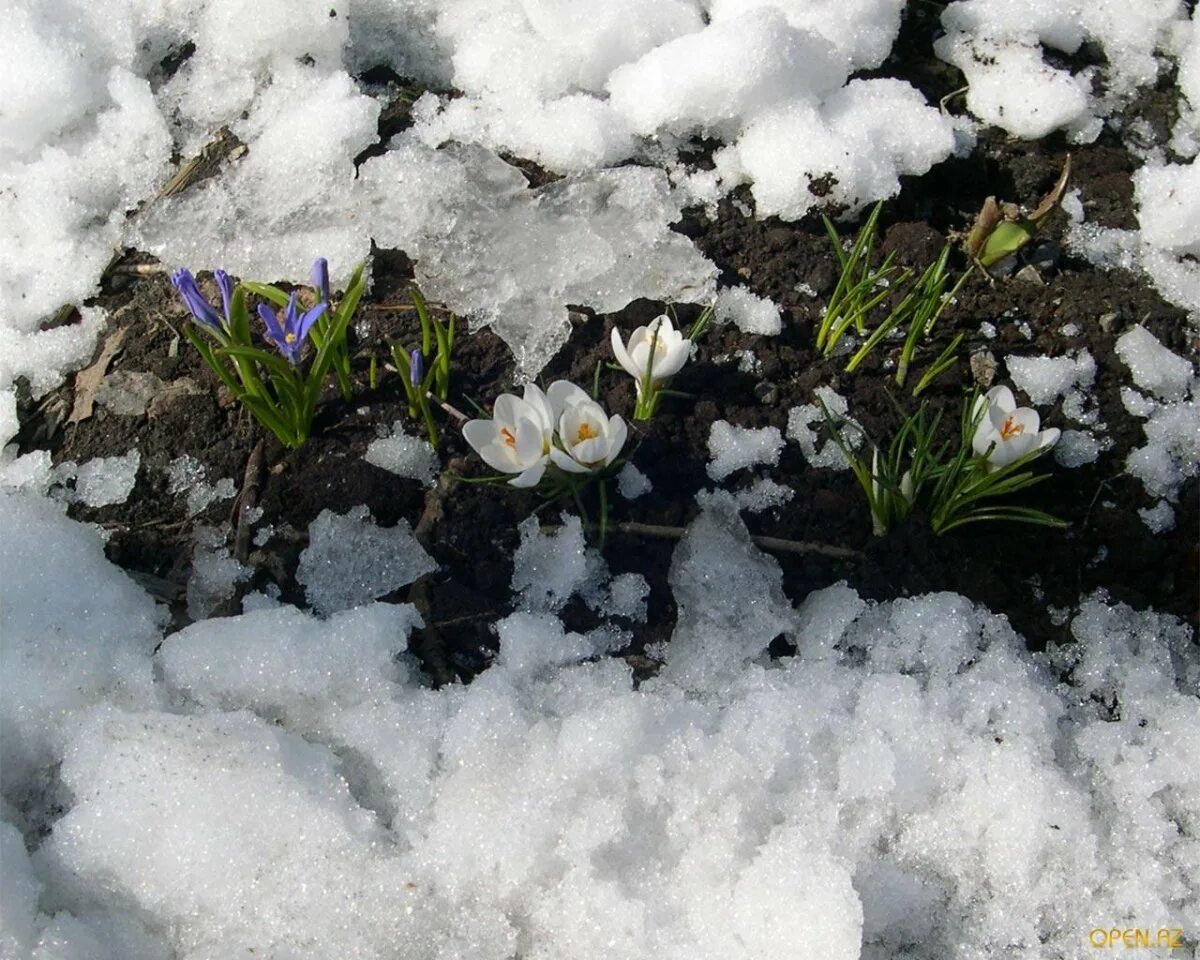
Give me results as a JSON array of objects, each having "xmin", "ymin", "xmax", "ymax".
[
  {"xmin": 706, "ymin": 420, "xmax": 786, "ymax": 481},
  {"xmin": 365, "ymin": 421, "xmax": 440, "ymax": 487},
  {"xmin": 714, "ymin": 285, "xmax": 783, "ymax": 336},
  {"xmin": 1, "ymin": 490, "xmax": 1198, "ymax": 960},
  {"xmin": 1138, "ymin": 500, "xmax": 1176, "ymax": 532},
  {"xmin": 1115, "ymin": 325, "xmax": 1195, "ymax": 402},
  {"xmin": 511, "ymin": 515, "xmax": 596, "ymax": 614},
  {"xmin": 167, "ymin": 455, "xmax": 236, "ymax": 516},
  {"xmin": 296, "ymin": 506, "xmax": 437, "ymax": 617},
  {"xmin": 2, "ymin": 4, "xmax": 1199, "ymax": 957},
  {"xmin": 185, "ymin": 526, "xmax": 249, "ymax": 621},
  {"xmin": 52, "ymin": 450, "xmax": 140, "ymax": 507},
  {"xmin": 617, "ymin": 463, "xmax": 652, "ymax": 499},
  {"xmin": 1115, "ymin": 329, "xmax": 1199, "ymax": 502},
  {"xmin": 1007, "ymin": 350, "xmax": 1096, "ymax": 406},
  {"xmin": 787, "ymin": 387, "xmax": 864, "ymax": 470},
  {"xmin": 935, "ymin": 0, "xmax": 1186, "ymax": 142}
]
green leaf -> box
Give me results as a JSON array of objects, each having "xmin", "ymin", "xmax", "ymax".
[{"xmin": 241, "ymin": 281, "xmax": 291, "ymax": 308}]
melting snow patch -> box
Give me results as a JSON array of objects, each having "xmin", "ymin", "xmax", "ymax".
[
  {"xmin": 296, "ymin": 506, "xmax": 436, "ymax": 617},
  {"xmin": 167, "ymin": 455, "xmax": 236, "ymax": 516},
  {"xmin": 706, "ymin": 420, "xmax": 785, "ymax": 481},
  {"xmin": 186, "ymin": 526, "xmax": 249, "ymax": 621},
  {"xmin": 1115, "ymin": 324, "xmax": 1195, "ymax": 403},
  {"xmin": 52, "ymin": 450, "xmax": 140, "ymax": 507},
  {"xmin": 1138, "ymin": 500, "xmax": 1176, "ymax": 533},
  {"xmin": 1116, "ymin": 327, "xmax": 1199, "ymax": 502},
  {"xmin": 511, "ymin": 515, "xmax": 600, "ymax": 614},
  {"xmin": 715, "ymin": 285, "xmax": 783, "ymax": 335},
  {"xmin": 788, "ymin": 386, "xmax": 863, "ymax": 469},
  {"xmin": 617, "ymin": 462, "xmax": 652, "ymax": 499},
  {"xmin": 365, "ymin": 421, "xmax": 440, "ymax": 487}
]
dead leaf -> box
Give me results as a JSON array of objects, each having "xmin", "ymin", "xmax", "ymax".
[{"xmin": 68, "ymin": 327, "xmax": 127, "ymax": 425}]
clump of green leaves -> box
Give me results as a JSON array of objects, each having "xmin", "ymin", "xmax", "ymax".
[
  {"xmin": 390, "ymin": 285, "xmax": 456, "ymax": 446},
  {"xmin": 820, "ymin": 392, "xmax": 1067, "ymax": 537},
  {"xmin": 173, "ymin": 260, "xmax": 366, "ymax": 448},
  {"xmin": 818, "ymin": 204, "xmax": 969, "ymax": 395}
]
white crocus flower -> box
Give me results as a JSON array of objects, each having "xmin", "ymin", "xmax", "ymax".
[
  {"xmin": 546, "ymin": 381, "xmax": 628, "ymax": 474},
  {"xmin": 611, "ymin": 314, "xmax": 691, "ymax": 418},
  {"xmin": 462, "ymin": 383, "xmax": 554, "ymax": 487},
  {"xmin": 971, "ymin": 385, "xmax": 1060, "ymax": 470}
]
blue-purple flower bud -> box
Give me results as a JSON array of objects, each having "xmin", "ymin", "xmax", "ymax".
[
  {"xmin": 213, "ymin": 269, "xmax": 235, "ymax": 324},
  {"xmin": 409, "ymin": 348, "xmax": 424, "ymax": 389},
  {"xmin": 311, "ymin": 257, "xmax": 330, "ymax": 304},
  {"xmin": 170, "ymin": 268, "xmax": 222, "ymax": 331}
]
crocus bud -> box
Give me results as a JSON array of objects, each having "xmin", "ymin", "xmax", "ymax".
[
  {"xmin": 409, "ymin": 348, "xmax": 424, "ymax": 388},
  {"xmin": 311, "ymin": 257, "xmax": 330, "ymax": 303}
]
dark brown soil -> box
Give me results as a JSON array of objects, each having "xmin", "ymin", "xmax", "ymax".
[{"xmin": 15, "ymin": 24, "xmax": 1197, "ymax": 683}]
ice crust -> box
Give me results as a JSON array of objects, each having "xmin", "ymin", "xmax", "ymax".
[
  {"xmin": 4, "ymin": 494, "xmax": 1198, "ymax": 960},
  {"xmin": 296, "ymin": 506, "xmax": 437, "ymax": 616}
]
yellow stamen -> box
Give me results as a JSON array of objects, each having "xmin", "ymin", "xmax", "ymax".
[
  {"xmin": 576, "ymin": 422, "xmax": 598, "ymax": 442},
  {"xmin": 500, "ymin": 427, "xmax": 516, "ymax": 448},
  {"xmin": 285, "ymin": 332, "xmax": 296, "ymax": 344},
  {"xmin": 999, "ymin": 415, "xmax": 1024, "ymax": 440}
]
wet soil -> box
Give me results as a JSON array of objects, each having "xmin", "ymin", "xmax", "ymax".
[{"xmin": 15, "ymin": 18, "xmax": 1197, "ymax": 682}]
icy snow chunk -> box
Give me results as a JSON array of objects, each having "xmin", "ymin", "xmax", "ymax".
[
  {"xmin": 728, "ymin": 79, "xmax": 957, "ymax": 221},
  {"xmin": 607, "ymin": 9, "xmax": 849, "ymax": 138},
  {"xmin": 658, "ymin": 498, "xmax": 795, "ymax": 689},
  {"xmin": 936, "ymin": 0, "xmax": 1183, "ymax": 141},
  {"xmin": 1124, "ymin": 397, "xmax": 1200, "ymax": 501},
  {"xmin": 163, "ymin": 603, "xmax": 422, "ymax": 723},
  {"xmin": 1007, "ymin": 350, "xmax": 1095, "ymax": 405},
  {"xmin": 186, "ymin": 527, "xmax": 249, "ymax": 621},
  {"xmin": 732, "ymin": 477, "xmax": 794, "ymax": 513},
  {"xmin": 167, "ymin": 455, "xmax": 236, "ymax": 516},
  {"xmin": 361, "ymin": 140, "xmax": 717, "ymax": 378},
  {"xmin": 788, "ymin": 387, "xmax": 863, "ymax": 469},
  {"xmin": 706, "ymin": 421, "xmax": 785, "ymax": 481},
  {"xmin": 1054, "ymin": 429, "xmax": 1103, "ymax": 468},
  {"xmin": 1138, "ymin": 500, "xmax": 1176, "ymax": 533},
  {"xmin": 0, "ymin": 491, "xmax": 160, "ymax": 791},
  {"xmin": 1115, "ymin": 325, "xmax": 1194, "ymax": 402},
  {"xmin": 708, "ymin": 0, "xmax": 905, "ymax": 69},
  {"xmin": 935, "ymin": 34, "xmax": 1094, "ymax": 140},
  {"xmin": 0, "ymin": 68, "xmax": 171, "ymax": 331},
  {"xmin": 0, "ymin": 306, "xmax": 108, "ymax": 400},
  {"xmin": 40, "ymin": 710, "xmax": 395, "ymax": 958},
  {"xmin": 512, "ymin": 515, "xmax": 601, "ymax": 613},
  {"xmin": 132, "ymin": 67, "xmax": 379, "ymax": 288},
  {"xmin": 1134, "ymin": 161, "xmax": 1200, "ymax": 259},
  {"xmin": 0, "ymin": 820, "xmax": 40, "ymax": 957},
  {"xmin": 51, "ymin": 450, "xmax": 141, "ymax": 508},
  {"xmin": 714, "ymin": 285, "xmax": 783, "ymax": 335},
  {"xmin": 593, "ymin": 572, "xmax": 650, "ymax": 623},
  {"xmin": 494, "ymin": 611, "xmax": 621, "ymax": 676},
  {"xmin": 617, "ymin": 463, "xmax": 652, "ymax": 499},
  {"xmin": 365, "ymin": 421, "xmax": 439, "ymax": 486},
  {"xmin": 296, "ymin": 506, "xmax": 436, "ymax": 616},
  {"xmin": 794, "ymin": 582, "xmax": 866, "ymax": 661}
]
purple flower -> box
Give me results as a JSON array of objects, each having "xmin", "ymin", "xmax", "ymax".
[
  {"xmin": 171, "ymin": 268, "xmax": 224, "ymax": 332},
  {"xmin": 311, "ymin": 257, "xmax": 330, "ymax": 304},
  {"xmin": 257, "ymin": 292, "xmax": 327, "ymax": 365},
  {"xmin": 409, "ymin": 348, "xmax": 424, "ymax": 388},
  {"xmin": 214, "ymin": 269, "xmax": 235, "ymax": 323}
]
